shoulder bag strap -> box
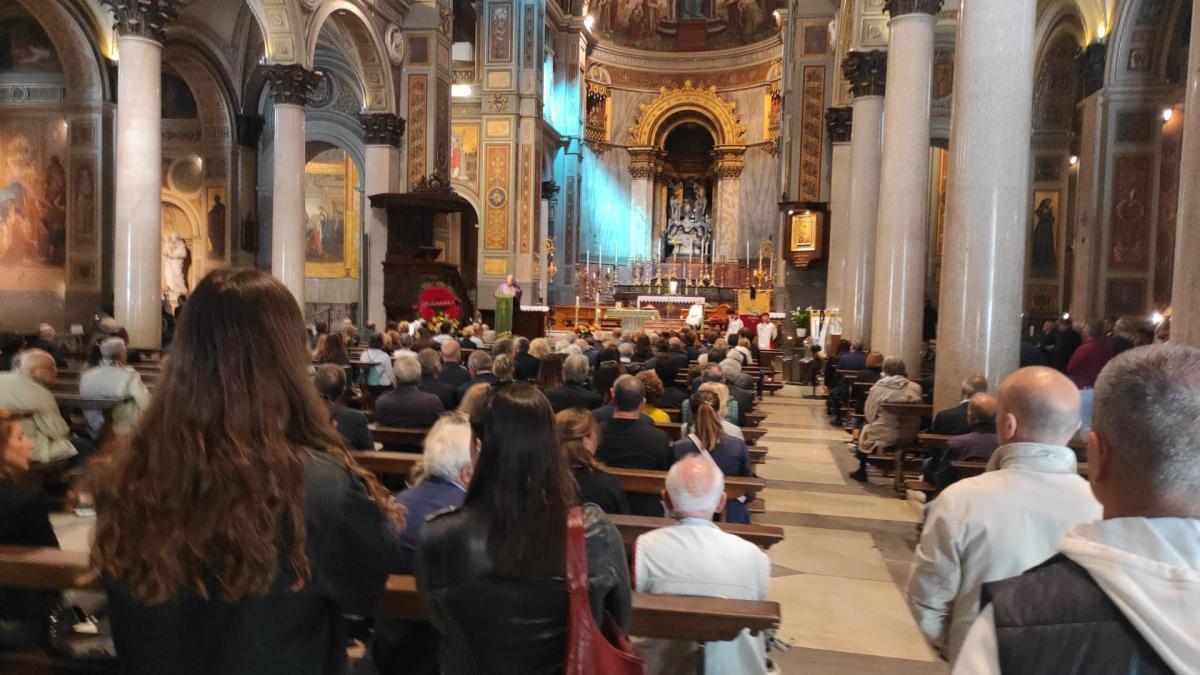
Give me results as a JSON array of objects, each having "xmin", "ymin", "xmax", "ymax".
[{"xmin": 566, "ymin": 506, "xmax": 589, "ymax": 595}]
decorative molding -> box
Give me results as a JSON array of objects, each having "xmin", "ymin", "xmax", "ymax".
[
  {"xmin": 714, "ymin": 149, "xmax": 744, "ymax": 179},
  {"xmin": 628, "ymin": 81, "xmax": 746, "ymax": 147},
  {"xmin": 411, "ymin": 171, "xmax": 453, "ymax": 194},
  {"xmin": 628, "ymin": 148, "xmax": 659, "ymax": 180},
  {"xmin": 488, "ymin": 2, "xmax": 513, "ymax": 63},
  {"xmin": 882, "ymin": 0, "xmax": 944, "ymax": 17},
  {"xmin": 519, "ymin": 145, "xmax": 533, "ymax": 253},
  {"xmin": 842, "ymin": 50, "xmax": 887, "ymax": 99},
  {"xmin": 591, "ymin": 34, "xmax": 783, "ymax": 73},
  {"xmin": 484, "ymin": 145, "xmax": 510, "ymax": 250},
  {"xmin": 101, "ymin": 0, "xmax": 184, "ymax": 43},
  {"xmin": 359, "ymin": 113, "xmax": 406, "ymax": 147},
  {"xmin": 385, "ymin": 24, "xmax": 405, "ymax": 65},
  {"xmin": 826, "ymin": 107, "xmax": 853, "ymax": 143},
  {"xmin": 264, "ymin": 64, "xmax": 321, "ymax": 106},
  {"xmin": 798, "ymin": 66, "xmax": 825, "ymax": 201},
  {"xmin": 487, "ymin": 94, "xmax": 510, "ymax": 112}
]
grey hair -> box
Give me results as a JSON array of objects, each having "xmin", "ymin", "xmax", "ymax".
[
  {"xmin": 882, "ymin": 356, "xmax": 907, "ymax": 377},
  {"xmin": 467, "ymin": 349, "xmax": 492, "ymax": 372},
  {"xmin": 1093, "ymin": 344, "xmax": 1200, "ymax": 497},
  {"xmin": 99, "ymin": 337, "xmax": 127, "ymax": 363},
  {"xmin": 422, "ymin": 412, "xmax": 473, "ymax": 483},
  {"xmin": 961, "ymin": 373, "xmax": 988, "ymax": 398},
  {"xmin": 15, "ymin": 348, "xmax": 53, "ymax": 377},
  {"xmin": 702, "ymin": 363, "xmax": 723, "ymax": 383},
  {"xmin": 666, "ymin": 455, "xmax": 725, "ymax": 515},
  {"xmin": 492, "ymin": 354, "xmax": 515, "ymax": 382},
  {"xmin": 393, "ymin": 355, "xmax": 422, "ymax": 385},
  {"xmin": 618, "ymin": 342, "xmax": 634, "ymax": 358},
  {"xmin": 564, "ymin": 343, "xmax": 583, "ymax": 356},
  {"xmin": 554, "ymin": 338, "xmax": 571, "ymax": 353},
  {"xmin": 38, "ymin": 323, "xmax": 55, "ymax": 339},
  {"xmin": 417, "ymin": 348, "xmax": 441, "ymax": 376},
  {"xmin": 564, "ymin": 353, "xmax": 590, "ymax": 384},
  {"xmin": 719, "ymin": 358, "xmax": 740, "ymax": 382}
]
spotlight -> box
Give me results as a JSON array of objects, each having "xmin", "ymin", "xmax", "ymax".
[
  {"xmin": 583, "ymin": 15, "xmax": 595, "ymax": 31},
  {"xmin": 1151, "ymin": 311, "xmax": 1164, "ymax": 325},
  {"xmin": 1162, "ymin": 108, "xmax": 1174, "ymax": 122},
  {"xmin": 1068, "ymin": 155, "xmax": 1078, "ymax": 167},
  {"xmin": 1062, "ymin": 312, "xmax": 1070, "ymax": 320}
]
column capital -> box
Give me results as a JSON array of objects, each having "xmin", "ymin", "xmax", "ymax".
[
  {"xmin": 714, "ymin": 148, "xmax": 744, "ymax": 179},
  {"xmin": 265, "ymin": 64, "xmax": 322, "ymax": 107},
  {"xmin": 1078, "ymin": 42, "xmax": 1106, "ymax": 98},
  {"xmin": 842, "ymin": 50, "xmax": 888, "ymax": 99},
  {"xmin": 102, "ymin": 0, "xmax": 187, "ymax": 44},
  {"xmin": 359, "ymin": 113, "xmax": 406, "ymax": 147},
  {"xmin": 826, "ymin": 107, "xmax": 853, "ymax": 143},
  {"xmin": 883, "ymin": 0, "xmax": 944, "ymax": 17},
  {"xmin": 628, "ymin": 147, "xmax": 660, "ymax": 180}
]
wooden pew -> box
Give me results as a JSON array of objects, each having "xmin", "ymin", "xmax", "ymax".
[
  {"xmin": 368, "ymin": 424, "xmax": 429, "ymax": 451},
  {"xmin": 608, "ymin": 514, "xmax": 783, "ymax": 551}
]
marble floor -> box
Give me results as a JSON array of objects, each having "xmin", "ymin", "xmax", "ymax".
[{"xmin": 755, "ymin": 388, "xmax": 948, "ymax": 674}]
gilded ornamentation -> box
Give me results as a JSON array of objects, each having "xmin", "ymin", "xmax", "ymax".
[
  {"xmin": 842, "ymin": 50, "xmax": 887, "ymax": 99},
  {"xmin": 407, "ymin": 75, "xmax": 428, "ymax": 189},
  {"xmin": 799, "ymin": 66, "xmax": 825, "ymax": 201},
  {"xmin": 627, "ymin": 80, "xmax": 746, "ymax": 147},
  {"xmin": 484, "ymin": 146, "xmax": 510, "ymax": 250},
  {"xmin": 488, "ymin": 94, "xmax": 510, "ymax": 112}
]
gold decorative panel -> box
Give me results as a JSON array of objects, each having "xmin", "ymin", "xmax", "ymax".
[{"xmin": 484, "ymin": 145, "xmax": 510, "ymax": 250}]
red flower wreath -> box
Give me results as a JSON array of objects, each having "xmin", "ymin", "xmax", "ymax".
[{"xmin": 416, "ymin": 284, "xmax": 463, "ymax": 321}]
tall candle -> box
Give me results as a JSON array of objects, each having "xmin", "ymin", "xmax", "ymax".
[{"xmin": 746, "ymin": 241, "xmax": 749, "ymax": 262}]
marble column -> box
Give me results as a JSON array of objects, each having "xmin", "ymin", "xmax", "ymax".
[
  {"xmin": 1171, "ymin": 7, "xmax": 1200, "ymax": 346},
  {"xmin": 360, "ymin": 113, "xmax": 406, "ymax": 324},
  {"xmin": 714, "ymin": 148, "xmax": 745, "ymax": 260},
  {"xmin": 628, "ymin": 148, "xmax": 657, "ymax": 260},
  {"xmin": 841, "ymin": 51, "xmax": 887, "ymax": 343},
  {"xmin": 106, "ymin": 1, "xmax": 181, "ymax": 349},
  {"xmin": 825, "ymin": 107, "xmax": 853, "ymax": 316},
  {"xmin": 870, "ymin": 0, "xmax": 940, "ymax": 372},
  {"xmin": 933, "ymin": 0, "xmax": 1035, "ymax": 412},
  {"xmin": 265, "ymin": 65, "xmax": 320, "ymax": 309}
]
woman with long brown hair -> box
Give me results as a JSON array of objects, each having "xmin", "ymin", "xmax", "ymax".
[
  {"xmin": 416, "ymin": 384, "xmax": 631, "ymax": 672},
  {"xmin": 314, "ymin": 330, "xmax": 351, "ymax": 366},
  {"xmin": 535, "ymin": 352, "xmax": 566, "ymax": 389},
  {"xmin": 672, "ymin": 390, "xmax": 755, "ymax": 524},
  {"xmin": 556, "ymin": 408, "xmax": 629, "ymax": 515},
  {"xmin": 88, "ymin": 269, "xmax": 404, "ymax": 675}
]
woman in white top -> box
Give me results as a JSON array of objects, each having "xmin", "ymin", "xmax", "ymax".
[
  {"xmin": 361, "ymin": 333, "xmax": 394, "ymax": 392},
  {"xmin": 733, "ymin": 337, "xmax": 755, "ymax": 366}
]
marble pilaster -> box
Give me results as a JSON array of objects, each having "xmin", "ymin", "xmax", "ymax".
[
  {"xmin": 1171, "ymin": 7, "xmax": 1200, "ymax": 346},
  {"xmin": 933, "ymin": 0, "xmax": 1035, "ymax": 411},
  {"xmin": 870, "ymin": 3, "xmax": 939, "ymax": 371},
  {"xmin": 628, "ymin": 148, "xmax": 657, "ymax": 262},
  {"xmin": 841, "ymin": 51, "xmax": 887, "ymax": 343},
  {"xmin": 715, "ymin": 148, "xmax": 745, "ymax": 260},
  {"xmin": 825, "ymin": 107, "xmax": 853, "ymax": 315},
  {"xmin": 265, "ymin": 65, "xmax": 319, "ymax": 308},
  {"xmin": 361, "ymin": 113, "xmax": 405, "ymax": 324}
]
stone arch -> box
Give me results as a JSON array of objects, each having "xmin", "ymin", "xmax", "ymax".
[
  {"xmin": 164, "ymin": 44, "xmax": 236, "ymax": 145},
  {"xmin": 627, "ymin": 80, "xmax": 746, "ymax": 149},
  {"xmin": 1105, "ymin": 0, "xmax": 1187, "ymax": 87},
  {"xmin": 305, "ymin": 1, "xmax": 395, "ymax": 114},
  {"xmin": 1032, "ymin": 20, "xmax": 1084, "ymax": 134},
  {"xmin": 11, "ymin": 0, "xmax": 105, "ymax": 102},
  {"xmin": 245, "ymin": 0, "xmax": 307, "ymax": 65}
]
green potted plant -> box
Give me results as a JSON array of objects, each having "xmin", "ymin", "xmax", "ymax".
[{"xmin": 791, "ymin": 308, "xmax": 811, "ymax": 338}]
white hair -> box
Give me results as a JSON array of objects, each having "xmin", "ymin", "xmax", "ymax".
[
  {"xmin": 554, "ymin": 338, "xmax": 571, "ymax": 353},
  {"xmin": 38, "ymin": 323, "xmax": 54, "ymax": 339},
  {"xmin": 16, "ymin": 349, "xmax": 53, "ymax": 377},
  {"xmin": 564, "ymin": 353, "xmax": 590, "ymax": 384},
  {"xmin": 393, "ymin": 354, "xmax": 422, "ymax": 384},
  {"xmin": 422, "ymin": 412, "xmax": 473, "ymax": 483},
  {"xmin": 719, "ymin": 358, "xmax": 741, "ymax": 381},
  {"xmin": 99, "ymin": 337, "xmax": 127, "ymax": 364},
  {"xmin": 665, "ymin": 455, "xmax": 724, "ymax": 515}
]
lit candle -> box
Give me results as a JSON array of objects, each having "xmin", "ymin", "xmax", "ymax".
[
  {"xmin": 746, "ymin": 240, "xmax": 750, "ymax": 262},
  {"xmin": 575, "ymin": 295, "xmax": 580, "ymax": 325}
]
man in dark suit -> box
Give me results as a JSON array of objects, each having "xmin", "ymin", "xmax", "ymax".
[
  {"xmin": 592, "ymin": 375, "xmax": 655, "ymax": 426},
  {"xmin": 313, "ymin": 364, "xmax": 374, "ymax": 451},
  {"xmin": 544, "ymin": 354, "xmax": 603, "ymax": 412},
  {"xmin": 928, "ymin": 373, "xmax": 988, "ymax": 436},
  {"xmin": 376, "ymin": 356, "xmax": 445, "ymax": 428},
  {"xmin": 438, "ymin": 340, "xmax": 472, "ymax": 389},
  {"xmin": 655, "ymin": 359, "xmax": 689, "ymax": 409},
  {"xmin": 455, "ymin": 349, "xmax": 500, "ymax": 401},
  {"xmin": 596, "ymin": 377, "xmax": 672, "ymax": 516},
  {"xmin": 513, "ymin": 337, "xmax": 541, "ymax": 381},
  {"xmin": 931, "ymin": 393, "xmax": 1000, "ymax": 492},
  {"xmin": 416, "ymin": 348, "xmax": 456, "ymax": 409},
  {"xmin": 29, "ymin": 323, "xmax": 67, "ymax": 368}
]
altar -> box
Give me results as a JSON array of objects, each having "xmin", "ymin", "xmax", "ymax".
[{"xmin": 605, "ymin": 307, "xmax": 660, "ymax": 333}]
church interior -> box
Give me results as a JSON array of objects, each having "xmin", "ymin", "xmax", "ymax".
[{"xmin": 1, "ymin": 0, "xmax": 1199, "ymax": 673}]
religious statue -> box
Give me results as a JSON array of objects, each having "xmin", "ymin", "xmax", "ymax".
[
  {"xmin": 207, "ymin": 194, "xmax": 226, "ymax": 259},
  {"xmin": 669, "ymin": 181, "xmax": 684, "ymax": 224},
  {"xmin": 694, "ymin": 183, "xmax": 708, "ymax": 219},
  {"xmin": 679, "ymin": 0, "xmax": 706, "ymax": 20},
  {"xmin": 1031, "ymin": 198, "xmax": 1057, "ymax": 273},
  {"xmin": 163, "ymin": 233, "xmax": 190, "ymax": 306}
]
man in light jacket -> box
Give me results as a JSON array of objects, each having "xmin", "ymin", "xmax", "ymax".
[
  {"xmin": 954, "ymin": 345, "xmax": 1200, "ymax": 675},
  {"xmin": 850, "ymin": 356, "xmax": 923, "ymax": 481},
  {"xmin": 79, "ymin": 338, "xmax": 151, "ymax": 438},
  {"xmin": 0, "ymin": 350, "xmax": 76, "ymax": 463},
  {"xmin": 904, "ymin": 366, "xmax": 1101, "ymax": 664}
]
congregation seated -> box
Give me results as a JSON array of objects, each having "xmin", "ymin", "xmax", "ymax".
[
  {"xmin": 339, "ymin": 317, "xmax": 361, "ymax": 347},
  {"xmin": 928, "ymin": 373, "xmax": 988, "ymax": 436},
  {"xmin": 683, "ymin": 382, "xmax": 743, "ymax": 441},
  {"xmin": 592, "ymin": 374, "xmax": 655, "ymax": 426},
  {"xmin": 636, "ymin": 370, "xmax": 672, "ymax": 425},
  {"xmin": 87, "ymin": 269, "xmax": 405, "ymax": 674},
  {"xmin": 29, "ymin": 322, "xmax": 67, "ymax": 367},
  {"xmin": 719, "ymin": 361, "xmax": 755, "ymax": 425},
  {"xmin": 394, "ymin": 413, "xmax": 473, "ymax": 570},
  {"xmin": 1066, "ymin": 321, "xmax": 1113, "ymax": 389},
  {"xmin": 0, "ymin": 410, "xmax": 60, "ymax": 650},
  {"xmin": 954, "ymin": 345, "xmax": 1200, "ymax": 674},
  {"xmin": 544, "ymin": 353, "xmax": 603, "ymax": 412},
  {"xmin": 313, "ymin": 364, "xmax": 374, "ymax": 451},
  {"xmin": 513, "ymin": 336, "xmax": 541, "ymax": 381},
  {"xmin": 313, "ymin": 331, "xmax": 352, "ymax": 367},
  {"xmin": 492, "ymin": 353, "xmax": 516, "ymax": 388},
  {"xmin": 392, "ymin": 332, "xmax": 417, "ymax": 359},
  {"xmin": 635, "ymin": 456, "xmax": 771, "ymax": 675},
  {"xmin": 928, "ymin": 393, "xmax": 999, "ymax": 493},
  {"xmin": 458, "ymin": 324, "xmax": 484, "ymax": 349},
  {"xmin": 415, "ymin": 347, "xmax": 457, "ymax": 409},
  {"xmin": 673, "ymin": 390, "xmax": 755, "ymax": 524},
  {"xmin": 361, "ymin": 333, "xmax": 396, "ymax": 394},
  {"xmin": 437, "ymin": 340, "xmax": 472, "ymax": 389},
  {"xmin": 654, "ymin": 359, "xmax": 690, "ymax": 409},
  {"xmin": 80, "ymin": 337, "xmax": 152, "ymax": 439},
  {"xmin": 730, "ymin": 337, "xmax": 755, "ymax": 366},
  {"xmin": 632, "ymin": 334, "xmax": 653, "ymax": 363},
  {"xmin": 557, "ymin": 407, "xmax": 630, "ymax": 515},
  {"xmin": 596, "ymin": 377, "xmax": 672, "ymax": 516},
  {"xmin": 455, "ymin": 349, "xmax": 499, "ymax": 401},
  {"xmin": 416, "ymin": 384, "xmax": 631, "ymax": 672},
  {"xmin": 720, "ymin": 357, "xmax": 756, "ymax": 392},
  {"xmin": 491, "ymin": 337, "xmax": 517, "ymax": 361},
  {"xmin": 697, "ymin": 338, "xmax": 727, "ymax": 367},
  {"xmin": 456, "ymin": 382, "xmax": 491, "ymax": 417},
  {"xmin": 376, "ymin": 357, "xmax": 445, "ymax": 429},
  {"xmin": 905, "ymin": 366, "xmax": 1101, "ymax": 665},
  {"xmin": 0, "ymin": 349, "xmax": 76, "ymax": 463},
  {"xmin": 431, "ymin": 321, "xmax": 456, "ymax": 346},
  {"xmin": 850, "ymin": 356, "xmax": 922, "ymax": 482}
]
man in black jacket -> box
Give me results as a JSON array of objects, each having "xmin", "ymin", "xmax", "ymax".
[
  {"xmin": 313, "ymin": 364, "xmax": 374, "ymax": 451},
  {"xmin": 438, "ymin": 340, "xmax": 472, "ymax": 389},
  {"xmin": 720, "ymin": 361, "xmax": 755, "ymax": 426},
  {"xmin": 417, "ymin": 348, "xmax": 457, "ymax": 409},
  {"xmin": 928, "ymin": 373, "xmax": 988, "ymax": 436},
  {"xmin": 544, "ymin": 354, "xmax": 603, "ymax": 412},
  {"xmin": 455, "ymin": 350, "xmax": 500, "ymax": 401},
  {"xmin": 513, "ymin": 337, "xmax": 541, "ymax": 381},
  {"xmin": 376, "ymin": 357, "xmax": 445, "ymax": 428},
  {"xmin": 595, "ymin": 377, "xmax": 672, "ymax": 516}
]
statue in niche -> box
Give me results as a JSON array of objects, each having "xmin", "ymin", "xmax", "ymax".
[
  {"xmin": 679, "ymin": 0, "xmax": 706, "ymax": 20},
  {"xmin": 669, "ymin": 181, "xmax": 684, "ymax": 224},
  {"xmin": 163, "ymin": 233, "xmax": 190, "ymax": 306},
  {"xmin": 694, "ymin": 183, "xmax": 708, "ymax": 219},
  {"xmin": 1031, "ymin": 197, "xmax": 1057, "ymax": 273}
]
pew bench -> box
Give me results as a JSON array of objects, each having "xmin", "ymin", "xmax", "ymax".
[{"xmin": 606, "ymin": 515, "xmax": 784, "ymax": 551}]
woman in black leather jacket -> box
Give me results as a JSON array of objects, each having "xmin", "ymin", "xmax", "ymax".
[{"xmin": 416, "ymin": 383, "xmax": 632, "ymax": 674}]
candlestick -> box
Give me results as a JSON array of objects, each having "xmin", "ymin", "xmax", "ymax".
[
  {"xmin": 746, "ymin": 240, "xmax": 749, "ymax": 262},
  {"xmin": 587, "ymin": 250, "xmax": 590, "ymax": 268},
  {"xmin": 574, "ymin": 296, "xmax": 580, "ymax": 326}
]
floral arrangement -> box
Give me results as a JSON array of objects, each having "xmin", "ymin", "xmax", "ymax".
[
  {"xmin": 415, "ymin": 283, "xmax": 463, "ymax": 321},
  {"xmin": 430, "ymin": 312, "xmax": 461, "ymax": 334},
  {"xmin": 574, "ymin": 323, "xmax": 596, "ymax": 341},
  {"xmin": 790, "ymin": 308, "xmax": 811, "ymax": 328}
]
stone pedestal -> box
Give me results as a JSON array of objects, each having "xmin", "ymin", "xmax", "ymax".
[
  {"xmin": 1171, "ymin": 6, "xmax": 1200, "ymax": 346},
  {"xmin": 870, "ymin": 6, "xmax": 938, "ymax": 372},
  {"xmin": 934, "ymin": 0, "xmax": 1035, "ymax": 411}
]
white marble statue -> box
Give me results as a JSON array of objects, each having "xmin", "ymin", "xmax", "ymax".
[{"xmin": 163, "ymin": 233, "xmax": 189, "ymax": 305}]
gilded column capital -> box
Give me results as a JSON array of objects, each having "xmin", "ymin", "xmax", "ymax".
[
  {"xmin": 359, "ymin": 113, "xmax": 406, "ymax": 147},
  {"xmin": 842, "ymin": 50, "xmax": 888, "ymax": 99},
  {"xmin": 628, "ymin": 147, "xmax": 659, "ymax": 180},
  {"xmin": 102, "ymin": 0, "xmax": 187, "ymax": 44},
  {"xmin": 883, "ymin": 0, "xmax": 944, "ymax": 18},
  {"xmin": 826, "ymin": 107, "xmax": 853, "ymax": 144},
  {"xmin": 265, "ymin": 65, "xmax": 322, "ymax": 107}
]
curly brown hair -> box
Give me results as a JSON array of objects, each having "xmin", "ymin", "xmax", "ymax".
[
  {"xmin": 636, "ymin": 370, "xmax": 665, "ymax": 406},
  {"xmin": 88, "ymin": 269, "xmax": 401, "ymax": 605}
]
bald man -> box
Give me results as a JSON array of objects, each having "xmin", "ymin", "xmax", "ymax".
[
  {"xmin": 905, "ymin": 367, "xmax": 1102, "ymax": 665},
  {"xmin": 0, "ymin": 349, "xmax": 76, "ymax": 463},
  {"xmin": 437, "ymin": 339, "xmax": 471, "ymax": 389},
  {"xmin": 930, "ymin": 394, "xmax": 1001, "ymax": 493}
]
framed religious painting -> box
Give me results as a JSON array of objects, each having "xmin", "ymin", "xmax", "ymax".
[
  {"xmin": 1029, "ymin": 190, "xmax": 1060, "ymax": 279},
  {"xmin": 788, "ymin": 210, "xmax": 824, "ymax": 269}
]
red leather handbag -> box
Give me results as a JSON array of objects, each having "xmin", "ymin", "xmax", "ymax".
[{"xmin": 564, "ymin": 506, "xmax": 646, "ymax": 675}]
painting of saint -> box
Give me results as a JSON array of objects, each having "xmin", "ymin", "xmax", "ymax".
[
  {"xmin": 303, "ymin": 149, "xmax": 361, "ymax": 278},
  {"xmin": 0, "ymin": 119, "xmax": 68, "ymax": 271},
  {"xmin": 450, "ymin": 125, "xmax": 479, "ymax": 186},
  {"xmin": 1031, "ymin": 191, "xmax": 1059, "ymax": 276},
  {"xmin": 207, "ymin": 190, "xmax": 226, "ymax": 259}
]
